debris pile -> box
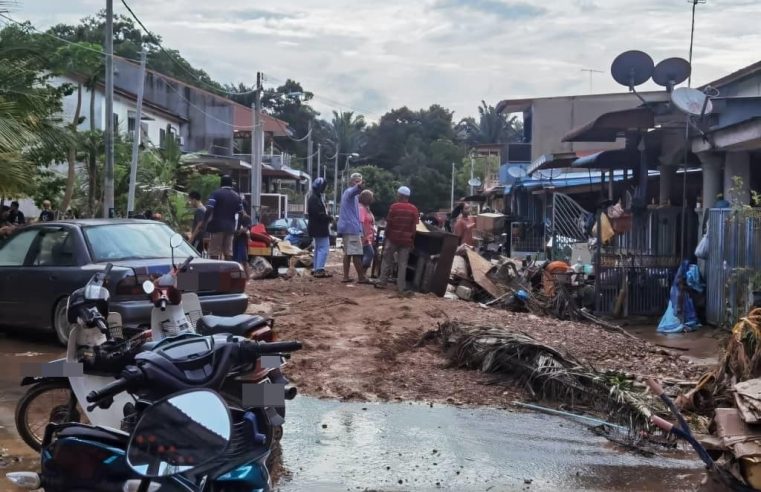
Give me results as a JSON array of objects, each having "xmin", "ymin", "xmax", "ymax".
[
  {"xmin": 424, "ymin": 320, "xmax": 657, "ymax": 430},
  {"xmin": 447, "ymin": 246, "xmax": 638, "ymax": 339},
  {"xmin": 678, "ymin": 309, "xmax": 761, "ymax": 490}
]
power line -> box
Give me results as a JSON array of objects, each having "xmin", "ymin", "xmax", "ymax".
[{"xmin": 119, "ymin": 0, "xmax": 258, "ymax": 96}]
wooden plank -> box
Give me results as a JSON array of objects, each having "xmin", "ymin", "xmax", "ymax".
[{"xmin": 465, "ymin": 249, "xmax": 506, "ymax": 299}]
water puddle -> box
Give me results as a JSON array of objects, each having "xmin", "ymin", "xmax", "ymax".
[{"xmin": 275, "ymin": 397, "xmax": 704, "ymax": 491}]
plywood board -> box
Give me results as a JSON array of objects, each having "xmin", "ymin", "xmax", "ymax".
[{"xmin": 465, "ymin": 249, "xmax": 506, "ymax": 299}]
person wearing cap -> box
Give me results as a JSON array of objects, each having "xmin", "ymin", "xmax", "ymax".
[
  {"xmin": 307, "ymin": 177, "xmax": 333, "ymax": 278},
  {"xmin": 196, "ymin": 174, "xmax": 243, "ymax": 260},
  {"xmin": 337, "ymin": 172, "xmax": 369, "ymax": 283},
  {"xmin": 376, "ymin": 186, "xmax": 419, "ymax": 293}
]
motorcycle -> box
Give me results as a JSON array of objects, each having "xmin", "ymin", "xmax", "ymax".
[
  {"xmin": 7, "ymin": 336, "xmax": 302, "ymax": 492},
  {"xmin": 15, "ymin": 234, "xmax": 291, "ymax": 452}
]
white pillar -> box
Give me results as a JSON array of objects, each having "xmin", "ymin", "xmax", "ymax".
[
  {"xmin": 697, "ymin": 152, "xmax": 723, "ymax": 209},
  {"xmin": 658, "ymin": 165, "xmax": 676, "ymax": 205},
  {"xmin": 724, "ymin": 151, "xmax": 751, "ymax": 206}
]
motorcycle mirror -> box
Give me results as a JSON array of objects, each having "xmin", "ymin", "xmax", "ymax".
[
  {"xmin": 127, "ymin": 389, "xmax": 231, "ymax": 479},
  {"xmin": 169, "ymin": 233, "xmax": 184, "ymax": 249},
  {"xmin": 142, "ymin": 280, "xmax": 155, "ymax": 295}
]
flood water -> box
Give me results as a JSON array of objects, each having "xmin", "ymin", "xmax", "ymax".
[{"xmin": 276, "ymin": 397, "xmax": 705, "ymax": 492}]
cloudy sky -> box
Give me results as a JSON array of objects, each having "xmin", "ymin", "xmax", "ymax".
[{"xmin": 8, "ymin": 0, "xmax": 761, "ymax": 121}]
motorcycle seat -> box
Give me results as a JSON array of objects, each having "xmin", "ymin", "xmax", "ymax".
[
  {"xmin": 56, "ymin": 425, "xmax": 129, "ymax": 449},
  {"xmin": 196, "ymin": 314, "xmax": 269, "ymax": 337}
]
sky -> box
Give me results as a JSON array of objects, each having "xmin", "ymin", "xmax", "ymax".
[{"xmin": 7, "ymin": 0, "xmax": 761, "ymax": 123}]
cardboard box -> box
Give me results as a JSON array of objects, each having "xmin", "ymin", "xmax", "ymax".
[{"xmin": 476, "ymin": 213, "xmax": 506, "ymax": 234}]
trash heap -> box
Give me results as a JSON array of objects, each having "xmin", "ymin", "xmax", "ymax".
[
  {"xmin": 679, "ymin": 308, "xmax": 761, "ymax": 490},
  {"xmin": 446, "ymin": 245, "xmax": 638, "ymax": 339}
]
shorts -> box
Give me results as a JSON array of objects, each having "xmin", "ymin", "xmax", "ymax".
[
  {"xmin": 208, "ymin": 232, "xmax": 234, "ymax": 258},
  {"xmin": 342, "ymin": 234, "xmax": 364, "ymax": 256}
]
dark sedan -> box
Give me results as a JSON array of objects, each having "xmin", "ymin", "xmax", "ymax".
[{"xmin": 0, "ymin": 219, "xmax": 249, "ymax": 345}]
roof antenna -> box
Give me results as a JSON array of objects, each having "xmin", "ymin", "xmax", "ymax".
[{"xmin": 687, "ymin": 0, "xmax": 707, "ymax": 87}]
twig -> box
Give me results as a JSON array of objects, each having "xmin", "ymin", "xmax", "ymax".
[{"xmin": 579, "ymin": 309, "xmax": 639, "ymax": 340}]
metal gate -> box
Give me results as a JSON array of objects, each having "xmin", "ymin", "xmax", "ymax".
[
  {"xmin": 705, "ymin": 209, "xmax": 761, "ymax": 327},
  {"xmin": 547, "ymin": 192, "xmax": 589, "ymax": 260}
]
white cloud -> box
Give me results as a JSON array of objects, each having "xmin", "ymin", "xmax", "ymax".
[{"xmin": 8, "ymin": 0, "xmax": 761, "ymax": 122}]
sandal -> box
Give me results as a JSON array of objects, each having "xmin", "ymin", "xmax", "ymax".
[
  {"xmin": 357, "ymin": 278, "xmax": 372, "ymax": 284},
  {"xmin": 341, "ymin": 277, "xmax": 355, "ymax": 283}
]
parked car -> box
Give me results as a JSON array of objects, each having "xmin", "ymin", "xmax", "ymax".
[
  {"xmin": 0, "ymin": 219, "xmax": 248, "ymax": 345},
  {"xmin": 266, "ymin": 218, "xmax": 312, "ymax": 249}
]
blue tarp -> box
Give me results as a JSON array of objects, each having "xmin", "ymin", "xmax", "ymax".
[{"xmin": 658, "ymin": 260, "xmax": 701, "ymax": 333}]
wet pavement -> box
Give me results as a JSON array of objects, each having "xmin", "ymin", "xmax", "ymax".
[
  {"xmin": 627, "ymin": 325, "xmax": 724, "ymax": 367},
  {"xmin": 0, "ymin": 330, "xmax": 706, "ymax": 491},
  {"xmin": 274, "ymin": 397, "xmax": 705, "ymax": 491}
]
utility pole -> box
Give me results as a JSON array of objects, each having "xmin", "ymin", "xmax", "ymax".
[
  {"xmin": 126, "ymin": 49, "xmax": 146, "ymax": 218},
  {"xmin": 688, "ymin": 0, "xmax": 707, "ymax": 87},
  {"xmin": 333, "ymin": 145, "xmax": 339, "ymax": 214},
  {"xmin": 317, "ymin": 143, "xmax": 321, "ymax": 179},
  {"xmin": 450, "ymin": 162, "xmax": 455, "ymax": 210},
  {"xmin": 580, "ymin": 68, "xmax": 603, "ymax": 93},
  {"xmin": 306, "ymin": 120, "xmax": 313, "ymax": 179},
  {"xmin": 469, "ymin": 154, "xmax": 475, "ymax": 196},
  {"xmin": 251, "ymin": 72, "xmax": 263, "ymax": 222},
  {"xmin": 103, "ymin": 0, "xmax": 114, "ymax": 218}
]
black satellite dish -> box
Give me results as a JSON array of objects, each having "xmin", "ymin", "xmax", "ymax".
[
  {"xmin": 652, "ymin": 57, "xmax": 691, "ymax": 90},
  {"xmin": 611, "ymin": 50, "xmax": 654, "ymax": 88}
]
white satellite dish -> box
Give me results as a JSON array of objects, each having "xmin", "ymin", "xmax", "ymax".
[
  {"xmin": 671, "ymin": 87, "xmax": 713, "ymax": 116},
  {"xmin": 468, "ymin": 177, "xmax": 482, "ymax": 187},
  {"xmin": 507, "ymin": 165, "xmax": 528, "ymax": 179}
]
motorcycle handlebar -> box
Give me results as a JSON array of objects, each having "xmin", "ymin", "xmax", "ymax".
[{"xmin": 241, "ymin": 340, "xmax": 302, "ymax": 359}]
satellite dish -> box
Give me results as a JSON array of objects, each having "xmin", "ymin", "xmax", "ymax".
[
  {"xmin": 671, "ymin": 87, "xmax": 713, "ymax": 116},
  {"xmin": 652, "ymin": 58, "xmax": 691, "ymax": 89},
  {"xmin": 507, "ymin": 165, "xmax": 528, "ymax": 179},
  {"xmin": 611, "ymin": 50, "xmax": 654, "ymax": 88},
  {"xmin": 468, "ymin": 177, "xmax": 482, "ymax": 187}
]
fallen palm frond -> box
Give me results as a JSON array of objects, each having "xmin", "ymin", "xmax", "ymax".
[{"xmin": 429, "ymin": 321, "xmax": 659, "ymax": 431}]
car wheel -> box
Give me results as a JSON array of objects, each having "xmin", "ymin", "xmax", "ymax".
[{"xmin": 53, "ymin": 297, "xmax": 75, "ymax": 346}]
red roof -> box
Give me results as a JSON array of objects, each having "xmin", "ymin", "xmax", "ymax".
[{"xmin": 232, "ymin": 105, "xmax": 290, "ymax": 137}]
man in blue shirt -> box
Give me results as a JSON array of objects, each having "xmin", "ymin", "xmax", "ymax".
[
  {"xmin": 337, "ymin": 173, "xmax": 369, "ymax": 283},
  {"xmin": 195, "ymin": 175, "xmax": 243, "ymax": 260}
]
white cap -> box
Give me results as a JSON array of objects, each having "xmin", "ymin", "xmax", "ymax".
[{"xmin": 397, "ymin": 186, "xmax": 411, "ymax": 197}]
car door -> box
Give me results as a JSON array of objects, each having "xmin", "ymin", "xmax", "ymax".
[
  {"xmin": 0, "ymin": 228, "xmax": 41, "ymax": 326},
  {"xmin": 23, "ymin": 226, "xmax": 88, "ymax": 329}
]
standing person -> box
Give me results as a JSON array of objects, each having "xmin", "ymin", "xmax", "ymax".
[
  {"xmin": 359, "ymin": 189, "xmax": 376, "ymax": 276},
  {"xmin": 376, "ymin": 186, "xmax": 419, "ymax": 293},
  {"xmin": 307, "ymin": 177, "xmax": 333, "ymax": 278},
  {"xmin": 233, "ymin": 205, "xmax": 252, "ymax": 278},
  {"xmin": 39, "ymin": 200, "xmax": 55, "ymax": 222},
  {"xmin": 187, "ymin": 191, "xmax": 207, "ymax": 255},
  {"xmin": 8, "ymin": 201, "xmax": 25, "ymax": 225},
  {"xmin": 337, "ymin": 173, "xmax": 369, "ymax": 284},
  {"xmin": 195, "ymin": 175, "xmax": 243, "ymax": 261},
  {"xmin": 454, "ymin": 203, "xmax": 476, "ymax": 246}
]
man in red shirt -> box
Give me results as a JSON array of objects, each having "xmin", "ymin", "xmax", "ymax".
[{"xmin": 376, "ymin": 186, "xmax": 419, "ymax": 293}]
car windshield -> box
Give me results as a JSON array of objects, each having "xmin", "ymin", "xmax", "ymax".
[
  {"xmin": 269, "ymin": 219, "xmax": 289, "ymax": 229},
  {"xmin": 84, "ymin": 223, "xmax": 198, "ymax": 262}
]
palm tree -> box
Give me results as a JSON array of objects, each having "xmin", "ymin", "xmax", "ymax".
[
  {"xmin": 329, "ymin": 110, "xmax": 366, "ymax": 155},
  {"xmin": 458, "ymin": 101, "xmax": 522, "ymax": 146}
]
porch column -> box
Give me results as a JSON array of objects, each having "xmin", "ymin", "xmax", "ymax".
[
  {"xmin": 658, "ymin": 165, "xmax": 676, "ymax": 205},
  {"xmin": 724, "ymin": 151, "xmax": 751, "ymax": 206},
  {"xmin": 697, "ymin": 152, "xmax": 724, "ymax": 209}
]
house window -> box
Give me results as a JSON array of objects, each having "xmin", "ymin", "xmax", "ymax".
[
  {"xmin": 159, "ymin": 128, "xmax": 166, "ymax": 148},
  {"xmin": 127, "ymin": 116, "xmax": 136, "ymax": 135},
  {"xmin": 112, "ymin": 113, "xmax": 119, "ymax": 131}
]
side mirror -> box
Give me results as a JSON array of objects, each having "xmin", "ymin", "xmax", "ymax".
[
  {"xmin": 169, "ymin": 233, "xmax": 184, "ymax": 249},
  {"xmin": 126, "ymin": 390, "xmax": 231, "ymax": 478},
  {"xmin": 142, "ymin": 280, "xmax": 155, "ymax": 295}
]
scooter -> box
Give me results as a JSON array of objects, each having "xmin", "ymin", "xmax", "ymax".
[{"xmin": 7, "ymin": 336, "xmax": 303, "ymax": 492}]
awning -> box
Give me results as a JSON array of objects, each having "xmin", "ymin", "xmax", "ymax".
[
  {"xmin": 571, "ymin": 149, "xmax": 642, "ymax": 170},
  {"xmin": 562, "ymin": 107, "xmax": 654, "ymax": 142},
  {"xmin": 527, "ymin": 151, "xmax": 582, "ymax": 176},
  {"xmin": 181, "ymin": 153, "xmax": 251, "ymax": 171}
]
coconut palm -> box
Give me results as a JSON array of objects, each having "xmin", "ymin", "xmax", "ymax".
[
  {"xmin": 329, "ymin": 110, "xmax": 366, "ymax": 156},
  {"xmin": 457, "ymin": 100, "xmax": 522, "ymax": 146}
]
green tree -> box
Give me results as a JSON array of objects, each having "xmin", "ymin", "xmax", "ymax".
[
  {"xmin": 456, "ymin": 100, "xmax": 523, "ymax": 146},
  {"xmin": 328, "ymin": 110, "xmax": 366, "ymax": 157}
]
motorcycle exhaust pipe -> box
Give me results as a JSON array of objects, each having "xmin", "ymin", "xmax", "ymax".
[{"xmin": 285, "ymin": 385, "xmax": 298, "ymax": 400}]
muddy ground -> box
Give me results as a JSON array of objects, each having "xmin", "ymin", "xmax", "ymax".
[{"xmin": 247, "ymin": 262, "xmax": 720, "ymax": 408}]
